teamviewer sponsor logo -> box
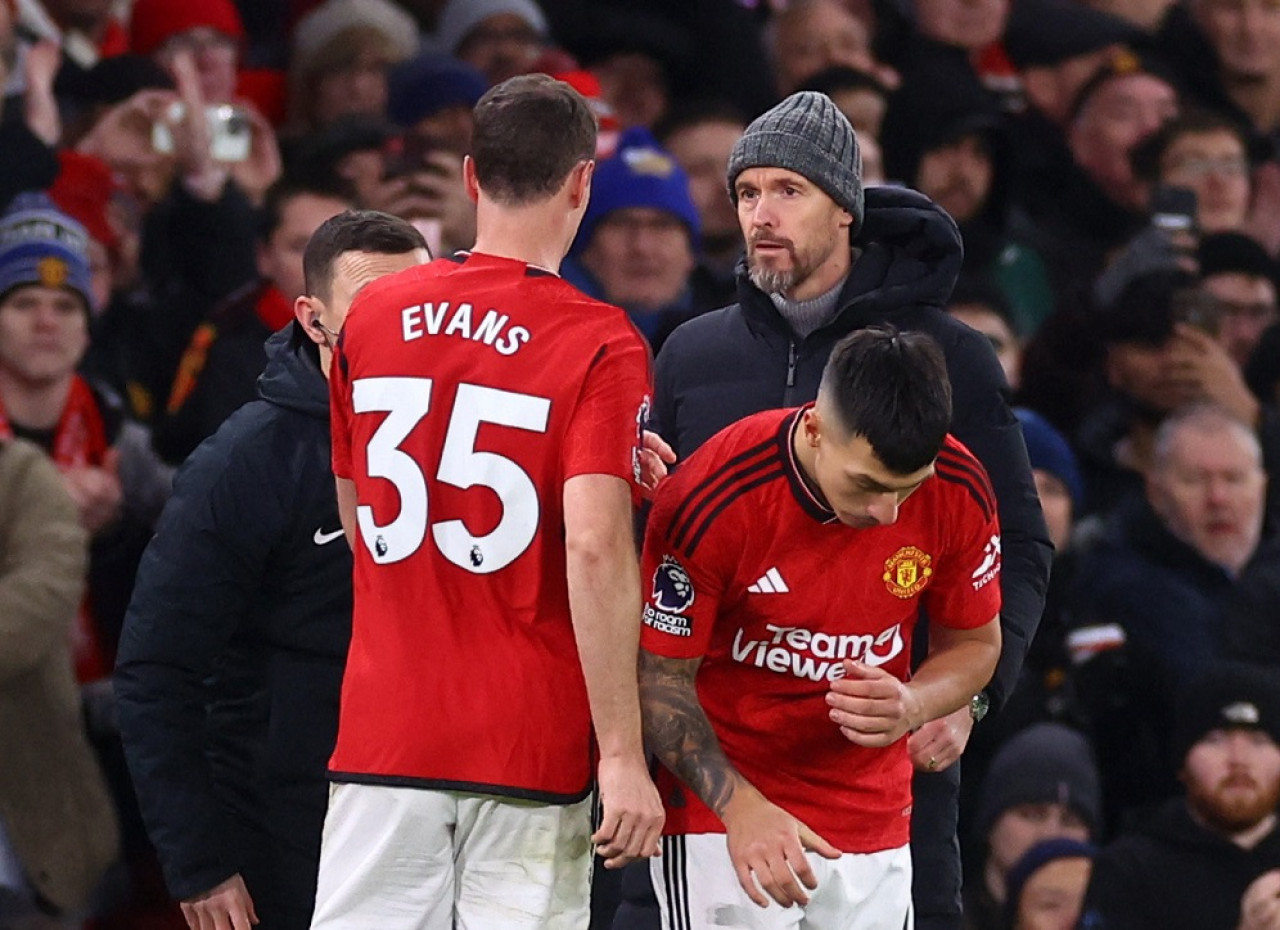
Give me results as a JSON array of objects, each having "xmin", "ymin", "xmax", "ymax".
[
  {"xmin": 731, "ymin": 623, "xmax": 904, "ymax": 681},
  {"xmin": 644, "ymin": 556, "xmax": 696, "ymax": 637},
  {"xmin": 971, "ymin": 534, "xmax": 1002, "ymax": 591}
]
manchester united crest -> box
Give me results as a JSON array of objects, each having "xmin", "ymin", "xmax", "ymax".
[
  {"xmin": 883, "ymin": 546, "xmax": 933, "ymax": 598},
  {"xmin": 37, "ymin": 256, "xmax": 68, "ymax": 288}
]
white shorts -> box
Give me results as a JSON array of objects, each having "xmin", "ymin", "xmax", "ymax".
[
  {"xmin": 651, "ymin": 834, "xmax": 913, "ymax": 930},
  {"xmin": 309, "ymin": 783, "xmax": 594, "ymax": 930}
]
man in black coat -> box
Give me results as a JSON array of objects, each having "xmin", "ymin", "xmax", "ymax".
[
  {"xmin": 617, "ymin": 91, "xmax": 1051, "ymax": 930},
  {"xmin": 113, "ymin": 211, "xmax": 429, "ymax": 930},
  {"xmin": 1080, "ymin": 662, "xmax": 1280, "ymax": 930}
]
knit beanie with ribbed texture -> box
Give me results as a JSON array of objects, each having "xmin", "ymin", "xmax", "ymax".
[{"xmin": 726, "ymin": 91, "xmax": 863, "ymax": 235}]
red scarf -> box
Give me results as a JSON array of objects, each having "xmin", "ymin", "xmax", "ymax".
[
  {"xmin": 255, "ymin": 284, "xmax": 294, "ymax": 332},
  {"xmin": 0, "ymin": 375, "xmax": 111, "ymax": 681}
]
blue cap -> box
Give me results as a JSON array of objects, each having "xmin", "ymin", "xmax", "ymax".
[
  {"xmin": 388, "ymin": 53, "xmax": 488, "ymax": 128},
  {"xmin": 575, "ymin": 126, "xmax": 700, "ymax": 251},
  {"xmin": 0, "ymin": 194, "xmax": 95, "ymax": 313},
  {"xmin": 1015, "ymin": 407, "xmax": 1084, "ymax": 509}
]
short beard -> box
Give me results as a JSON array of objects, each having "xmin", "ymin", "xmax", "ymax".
[
  {"xmin": 748, "ymin": 263, "xmax": 797, "ymax": 295},
  {"xmin": 1187, "ymin": 774, "xmax": 1280, "ymax": 835}
]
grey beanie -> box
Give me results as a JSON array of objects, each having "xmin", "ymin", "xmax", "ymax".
[
  {"xmin": 726, "ymin": 91, "xmax": 864, "ymax": 235},
  {"xmin": 973, "ymin": 723, "xmax": 1102, "ymax": 842}
]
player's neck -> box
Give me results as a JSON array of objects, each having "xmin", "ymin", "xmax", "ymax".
[
  {"xmin": 791, "ymin": 411, "xmax": 821, "ymax": 491},
  {"xmin": 472, "ymin": 202, "xmax": 572, "ymax": 274}
]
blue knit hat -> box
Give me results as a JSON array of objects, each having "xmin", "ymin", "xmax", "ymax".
[
  {"xmin": 0, "ymin": 194, "xmax": 95, "ymax": 313},
  {"xmin": 1015, "ymin": 407, "xmax": 1084, "ymax": 509},
  {"xmin": 1003, "ymin": 838, "xmax": 1098, "ymax": 930},
  {"xmin": 388, "ymin": 53, "xmax": 488, "ymax": 128},
  {"xmin": 576, "ymin": 127, "xmax": 700, "ymax": 251}
]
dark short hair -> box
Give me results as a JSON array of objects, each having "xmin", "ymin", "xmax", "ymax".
[
  {"xmin": 1130, "ymin": 107, "xmax": 1251, "ymax": 183},
  {"xmin": 259, "ymin": 174, "xmax": 355, "ymax": 241},
  {"xmin": 302, "ymin": 210, "xmax": 427, "ymax": 300},
  {"xmin": 470, "ymin": 73, "xmax": 597, "ymax": 206},
  {"xmin": 818, "ymin": 325, "xmax": 953, "ymax": 474}
]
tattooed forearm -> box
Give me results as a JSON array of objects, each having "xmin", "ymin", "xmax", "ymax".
[{"xmin": 639, "ymin": 649, "xmax": 742, "ymax": 817}]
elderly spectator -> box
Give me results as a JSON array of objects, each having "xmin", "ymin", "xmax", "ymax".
[
  {"xmin": 963, "ymin": 724, "xmax": 1102, "ymax": 930},
  {"xmin": 1080, "ymin": 662, "xmax": 1280, "ymax": 930},
  {"xmin": 285, "ymin": 0, "xmax": 418, "ymax": 136},
  {"xmin": 565, "ymin": 127, "xmax": 701, "ymax": 352},
  {"xmin": 129, "ymin": 0, "xmax": 244, "ymax": 105},
  {"xmin": 1069, "ymin": 403, "xmax": 1279, "ymax": 830}
]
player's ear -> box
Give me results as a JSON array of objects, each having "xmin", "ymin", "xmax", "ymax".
[
  {"xmin": 803, "ymin": 407, "xmax": 822, "ymax": 448},
  {"xmin": 463, "ymin": 155, "xmax": 480, "ymax": 204},
  {"xmin": 295, "ymin": 295, "xmax": 326, "ymax": 347}
]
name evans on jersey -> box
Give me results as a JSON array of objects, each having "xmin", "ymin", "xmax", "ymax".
[{"xmin": 400, "ymin": 300, "xmax": 529, "ymax": 356}]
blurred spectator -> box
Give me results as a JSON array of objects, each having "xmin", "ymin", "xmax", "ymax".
[
  {"xmin": 1005, "ymin": 0, "xmax": 1140, "ymax": 128},
  {"xmin": 800, "ymin": 64, "xmax": 890, "ymax": 137},
  {"xmin": 129, "ymin": 0, "xmax": 245, "ymax": 105},
  {"xmin": 285, "ymin": 0, "xmax": 418, "ymax": 136},
  {"xmin": 387, "ymin": 52, "xmax": 486, "ymax": 153},
  {"xmin": 152, "ymin": 176, "xmax": 352, "ymax": 464},
  {"xmin": 764, "ymin": 0, "xmax": 890, "ymax": 96},
  {"xmin": 564, "ymin": 127, "xmax": 701, "ymax": 352},
  {"xmin": 0, "ymin": 193, "xmax": 171, "ymax": 663},
  {"xmin": 1157, "ymin": 0, "xmax": 1280, "ymax": 147},
  {"xmin": 946, "ymin": 277, "xmax": 1024, "ymax": 391},
  {"xmin": 884, "ymin": 59, "xmax": 1055, "ymax": 333},
  {"xmin": 1069, "ymin": 403, "xmax": 1277, "ymax": 830},
  {"xmin": 1014, "ymin": 50, "xmax": 1178, "ymax": 296},
  {"xmin": 1003, "ymin": 838, "xmax": 1096, "ymax": 930},
  {"xmin": 0, "ymin": 436, "xmax": 119, "ymax": 928},
  {"xmin": 564, "ymin": 6, "xmax": 693, "ymax": 130},
  {"xmin": 7, "ymin": 0, "xmax": 128, "ymax": 95},
  {"xmin": 963, "ymin": 723, "xmax": 1101, "ymax": 930},
  {"xmin": 1078, "ymin": 270, "xmax": 1262, "ymax": 514},
  {"xmin": 654, "ymin": 99, "xmax": 746, "ymax": 310},
  {"xmin": 1130, "ymin": 108, "xmax": 1256, "ymax": 236},
  {"xmin": 1247, "ymin": 321, "xmax": 1280, "ymax": 408},
  {"xmin": 0, "ymin": 194, "xmax": 171, "ymax": 924},
  {"xmin": 429, "ymin": 0, "xmax": 548, "ymax": 86},
  {"xmin": 1198, "ymin": 231, "xmax": 1280, "ymax": 367},
  {"xmin": 1079, "ymin": 661, "xmax": 1280, "ymax": 929}
]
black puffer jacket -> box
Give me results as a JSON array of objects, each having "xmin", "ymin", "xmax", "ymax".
[
  {"xmin": 654, "ymin": 185, "xmax": 1052, "ymax": 708},
  {"xmin": 114, "ymin": 326, "xmax": 351, "ymax": 928}
]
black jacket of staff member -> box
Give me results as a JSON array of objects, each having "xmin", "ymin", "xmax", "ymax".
[
  {"xmin": 617, "ymin": 95, "xmax": 1051, "ymax": 930},
  {"xmin": 114, "ymin": 325, "xmax": 351, "ymax": 929}
]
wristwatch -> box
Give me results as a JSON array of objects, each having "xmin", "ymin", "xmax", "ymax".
[{"xmin": 969, "ymin": 691, "xmax": 990, "ymax": 724}]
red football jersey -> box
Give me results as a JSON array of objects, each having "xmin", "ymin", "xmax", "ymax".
[
  {"xmin": 641, "ymin": 408, "xmax": 1002, "ymax": 851},
  {"xmin": 330, "ymin": 252, "xmax": 651, "ymax": 802}
]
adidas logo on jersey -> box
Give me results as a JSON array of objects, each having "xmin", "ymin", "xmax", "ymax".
[{"xmin": 747, "ymin": 567, "xmax": 789, "ymax": 594}]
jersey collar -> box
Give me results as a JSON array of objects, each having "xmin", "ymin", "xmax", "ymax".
[{"xmin": 778, "ymin": 406, "xmax": 837, "ymax": 525}]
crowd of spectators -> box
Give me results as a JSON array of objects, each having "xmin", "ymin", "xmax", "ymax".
[{"xmin": 2, "ymin": 0, "xmax": 1280, "ymax": 927}]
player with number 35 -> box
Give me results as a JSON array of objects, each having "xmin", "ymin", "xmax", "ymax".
[{"xmin": 312, "ymin": 74, "xmax": 664, "ymax": 930}]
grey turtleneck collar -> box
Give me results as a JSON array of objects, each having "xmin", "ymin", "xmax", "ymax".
[{"xmin": 770, "ymin": 274, "xmax": 848, "ymax": 339}]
